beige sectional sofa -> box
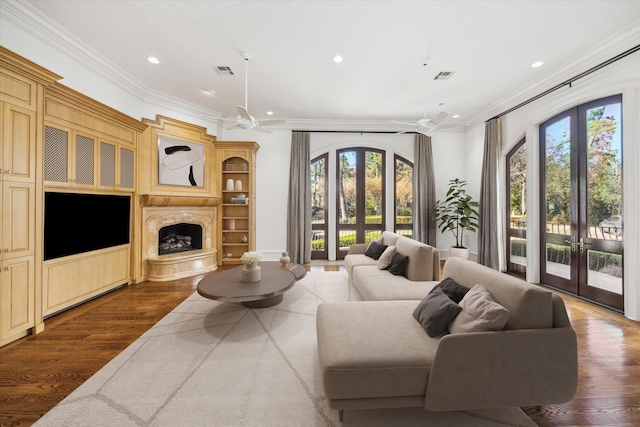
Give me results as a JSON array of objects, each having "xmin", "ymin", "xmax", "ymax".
[
  {"xmin": 316, "ymin": 233, "xmax": 578, "ymax": 422},
  {"xmin": 344, "ymin": 231, "xmax": 441, "ymax": 300}
]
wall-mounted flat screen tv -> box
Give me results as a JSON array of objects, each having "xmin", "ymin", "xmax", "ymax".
[{"xmin": 44, "ymin": 192, "xmax": 131, "ymax": 261}]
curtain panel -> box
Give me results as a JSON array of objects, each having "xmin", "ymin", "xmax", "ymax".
[
  {"xmin": 478, "ymin": 118, "xmax": 501, "ymax": 269},
  {"xmin": 413, "ymin": 134, "xmax": 436, "ymax": 245},
  {"xmin": 286, "ymin": 131, "xmax": 312, "ymax": 264}
]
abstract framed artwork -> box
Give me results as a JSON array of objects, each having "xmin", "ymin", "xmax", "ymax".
[{"xmin": 157, "ymin": 135, "xmax": 205, "ymax": 187}]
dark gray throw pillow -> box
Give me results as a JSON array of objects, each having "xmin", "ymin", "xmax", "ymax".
[
  {"xmin": 413, "ymin": 287, "xmax": 462, "ymax": 337},
  {"xmin": 431, "ymin": 277, "xmax": 470, "ymax": 303},
  {"xmin": 387, "ymin": 252, "xmax": 409, "ymax": 276},
  {"xmin": 364, "ymin": 241, "xmax": 388, "ymax": 260}
]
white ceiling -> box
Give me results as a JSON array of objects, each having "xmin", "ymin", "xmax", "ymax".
[{"xmin": 21, "ymin": 0, "xmax": 640, "ymax": 131}]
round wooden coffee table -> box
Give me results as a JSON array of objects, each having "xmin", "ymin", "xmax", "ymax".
[{"xmin": 197, "ymin": 261, "xmax": 306, "ymax": 308}]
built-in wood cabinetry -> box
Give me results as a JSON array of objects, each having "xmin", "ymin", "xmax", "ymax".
[
  {"xmin": 0, "ymin": 47, "xmax": 60, "ymax": 346},
  {"xmin": 216, "ymin": 142, "xmax": 259, "ymax": 265},
  {"xmin": 43, "ymin": 85, "xmax": 139, "ymax": 192},
  {"xmin": 41, "ymin": 84, "xmax": 146, "ymax": 319}
]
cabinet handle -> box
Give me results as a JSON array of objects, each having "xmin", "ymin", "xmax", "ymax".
[{"xmin": 5, "ymin": 169, "xmax": 9, "ymax": 174}]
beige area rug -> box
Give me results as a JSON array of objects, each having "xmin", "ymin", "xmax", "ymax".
[{"xmin": 34, "ymin": 270, "xmax": 537, "ymax": 427}]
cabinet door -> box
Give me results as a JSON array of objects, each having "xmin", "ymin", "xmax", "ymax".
[
  {"xmin": 2, "ymin": 181, "xmax": 35, "ymax": 259},
  {"xmin": 2, "ymin": 103, "xmax": 36, "ymax": 183},
  {"xmin": 44, "ymin": 125, "xmax": 71, "ymax": 185},
  {"xmin": 0, "ymin": 256, "xmax": 35, "ymax": 340},
  {"xmin": 74, "ymin": 132, "xmax": 96, "ymax": 187},
  {"xmin": 119, "ymin": 146, "xmax": 135, "ymax": 190},
  {"xmin": 99, "ymin": 140, "xmax": 116, "ymax": 188}
]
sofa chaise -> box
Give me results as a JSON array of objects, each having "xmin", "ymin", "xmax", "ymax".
[{"xmin": 316, "ymin": 237, "xmax": 578, "ymax": 422}]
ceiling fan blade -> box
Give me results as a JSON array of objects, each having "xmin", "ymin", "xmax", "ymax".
[
  {"xmin": 255, "ymin": 126, "xmax": 273, "ymax": 134},
  {"xmin": 427, "ymin": 111, "xmax": 450, "ymax": 126},
  {"xmin": 236, "ymin": 105, "xmax": 253, "ymax": 122},
  {"xmin": 223, "ymin": 123, "xmax": 240, "ymax": 130},
  {"xmin": 417, "ymin": 128, "xmax": 433, "ymax": 136},
  {"xmin": 259, "ymin": 118, "xmax": 286, "ymax": 126}
]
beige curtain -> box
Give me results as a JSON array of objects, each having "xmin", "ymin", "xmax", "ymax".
[
  {"xmin": 286, "ymin": 132, "xmax": 312, "ymax": 264},
  {"xmin": 413, "ymin": 134, "xmax": 436, "ymax": 245},
  {"xmin": 478, "ymin": 118, "xmax": 501, "ymax": 269}
]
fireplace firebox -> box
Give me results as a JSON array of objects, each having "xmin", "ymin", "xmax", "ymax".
[{"xmin": 158, "ymin": 223, "xmax": 202, "ymax": 256}]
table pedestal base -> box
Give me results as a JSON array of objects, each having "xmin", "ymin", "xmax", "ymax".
[{"xmin": 241, "ymin": 294, "xmax": 283, "ymax": 308}]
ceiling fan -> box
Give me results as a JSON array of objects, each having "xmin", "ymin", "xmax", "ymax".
[
  {"xmin": 223, "ymin": 53, "xmax": 286, "ymax": 134},
  {"xmin": 393, "ymin": 60, "xmax": 449, "ymax": 136}
]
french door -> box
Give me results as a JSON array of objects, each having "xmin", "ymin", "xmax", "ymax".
[
  {"xmin": 540, "ymin": 95, "xmax": 623, "ymax": 311},
  {"xmin": 336, "ymin": 148, "xmax": 385, "ymax": 259}
]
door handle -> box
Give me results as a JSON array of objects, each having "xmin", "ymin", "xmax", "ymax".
[
  {"xmin": 564, "ymin": 237, "xmax": 576, "ymax": 252},
  {"xmin": 578, "ymin": 238, "xmax": 592, "ymax": 253}
]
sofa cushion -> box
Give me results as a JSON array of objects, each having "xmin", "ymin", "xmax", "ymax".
[
  {"xmin": 344, "ymin": 254, "xmax": 378, "ymax": 276},
  {"xmin": 448, "ymin": 284, "xmax": 510, "ymax": 334},
  {"xmin": 380, "ymin": 231, "xmax": 402, "ymax": 246},
  {"xmin": 365, "ymin": 241, "xmax": 388, "ymax": 260},
  {"xmin": 352, "ymin": 266, "xmax": 438, "ymax": 300},
  {"xmin": 442, "ymin": 257, "xmax": 553, "ymax": 330},
  {"xmin": 432, "ymin": 277, "xmax": 469, "ymax": 303},
  {"xmin": 395, "ymin": 237, "xmax": 436, "ymax": 281},
  {"xmin": 387, "ymin": 252, "xmax": 409, "ymax": 276},
  {"xmin": 413, "ymin": 288, "xmax": 462, "ymax": 337},
  {"xmin": 377, "ymin": 245, "xmax": 397, "ymax": 269},
  {"xmin": 317, "ymin": 301, "xmax": 439, "ymax": 400}
]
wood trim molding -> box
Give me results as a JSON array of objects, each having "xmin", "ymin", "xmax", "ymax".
[
  {"xmin": 46, "ymin": 83, "xmax": 148, "ymax": 135},
  {"xmin": 141, "ymin": 194, "xmax": 221, "ymax": 207},
  {"xmin": 0, "ymin": 46, "xmax": 62, "ymax": 86}
]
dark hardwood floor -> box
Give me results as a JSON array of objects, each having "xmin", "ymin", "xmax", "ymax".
[{"xmin": 1, "ymin": 264, "xmax": 639, "ymax": 426}]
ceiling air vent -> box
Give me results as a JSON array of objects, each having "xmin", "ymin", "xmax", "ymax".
[
  {"xmin": 212, "ymin": 66, "xmax": 235, "ymax": 76},
  {"xmin": 434, "ymin": 71, "xmax": 455, "ymax": 80}
]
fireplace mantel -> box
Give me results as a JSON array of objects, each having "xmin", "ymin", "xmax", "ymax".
[
  {"xmin": 141, "ymin": 194, "xmax": 221, "ymax": 207},
  {"xmin": 141, "ymin": 197, "xmax": 219, "ymax": 281}
]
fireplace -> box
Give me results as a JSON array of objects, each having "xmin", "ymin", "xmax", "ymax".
[
  {"xmin": 158, "ymin": 223, "xmax": 203, "ymax": 255},
  {"xmin": 141, "ymin": 195, "xmax": 220, "ymax": 281}
]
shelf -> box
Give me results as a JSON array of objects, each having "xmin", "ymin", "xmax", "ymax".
[
  {"xmin": 222, "ymin": 229, "xmax": 249, "ymax": 233},
  {"xmin": 223, "ymin": 170, "xmax": 249, "ymax": 174}
]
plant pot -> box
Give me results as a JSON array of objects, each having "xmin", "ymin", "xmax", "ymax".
[{"xmin": 449, "ymin": 246, "xmax": 470, "ymax": 260}]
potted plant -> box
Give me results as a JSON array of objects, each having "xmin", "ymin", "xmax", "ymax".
[{"xmin": 431, "ymin": 178, "xmax": 480, "ymax": 259}]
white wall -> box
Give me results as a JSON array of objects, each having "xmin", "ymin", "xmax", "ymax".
[{"xmin": 463, "ymin": 52, "xmax": 640, "ymax": 320}]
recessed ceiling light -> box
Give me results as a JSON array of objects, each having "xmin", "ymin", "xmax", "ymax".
[
  {"xmin": 333, "ymin": 55, "xmax": 344, "ymax": 63},
  {"xmin": 266, "ymin": 111, "xmax": 274, "ymax": 115},
  {"xmin": 204, "ymin": 89, "xmax": 216, "ymax": 96},
  {"xmin": 531, "ymin": 61, "xmax": 544, "ymax": 68},
  {"xmin": 452, "ymin": 114, "xmax": 460, "ymax": 119},
  {"xmin": 147, "ymin": 56, "xmax": 160, "ymax": 64}
]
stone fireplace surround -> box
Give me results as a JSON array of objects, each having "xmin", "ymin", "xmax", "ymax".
[{"xmin": 141, "ymin": 195, "xmax": 220, "ymax": 281}]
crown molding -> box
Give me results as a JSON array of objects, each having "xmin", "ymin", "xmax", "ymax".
[{"xmin": 469, "ymin": 21, "xmax": 640, "ymax": 127}]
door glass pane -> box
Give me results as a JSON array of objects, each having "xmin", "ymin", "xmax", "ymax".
[
  {"xmin": 509, "ymin": 143, "xmax": 527, "ymax": 232},
  {"xmin": 586, "ymin": 102, "xmax": 623, "ymax": 241},
  {"xmin": 365, "ymin": 151, "xmax": 382, "ymax": 225},
  {"xmin": 510, "ymin": 237, "xmax": 527, "ymax": 266},
  {"xmin": 587, "ymin": 250, "xmax": 623, "ymax": 294},
  {"xmin": 311, "ymin": 157, "xmax": 326, "ymax": 251},
  {"xmin": 338, "ymin": 151, "xmax": 356, "ymax": 225},
  {"xmin": 395, "ymin": 157, "xmax": 413, "ymax": 235},
  {"xmin": 546, "ymin": 243, "xmax": 571, "ymax": 279},
  {"xmin": 545, "ymin": 116, "xmax": 571, "ymax": 237},
  {"xmin": 338, "ymin": 229, "xmax": 356, "ymax": 251}
]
